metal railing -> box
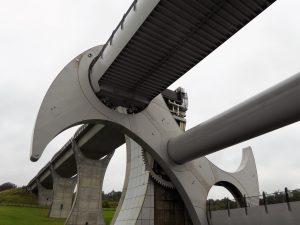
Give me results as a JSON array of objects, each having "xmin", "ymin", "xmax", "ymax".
[
  {"xmin": 89, "ymin": 0, "xmax": 138, "ymax": 72},
  {"xmin": 207, "ymin": 188, "xmax": 300, "ymax": 216}
]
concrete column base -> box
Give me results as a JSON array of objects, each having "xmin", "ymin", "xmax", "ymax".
[
  {"xmin": 49, "ymin": 167, "xmax": 77, "ymax": 218},
  {"xmin": 37, "ymin": 181, "xmax": 53, "ymax": 207},
  {"xmin": 65, "ymin": 141, "xmax": 113, "ymax": 225}
]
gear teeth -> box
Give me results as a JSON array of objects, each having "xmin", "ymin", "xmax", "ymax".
[
  {"xmin": 141, "ymin": 149, "xmax": 151, "ymax": 172},
  {"xmin": 150, "ymin": 171, "xmax": 175, "ymax": 189},
  {"xmin": 142, "ymin": 150, "xmax": 175, "ymax": 189}
]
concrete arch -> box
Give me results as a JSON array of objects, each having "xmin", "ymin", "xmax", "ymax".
[
  {"xmin": 207, "ymin": 147, "xmax": 260, "ymax": 207},
  {"xmin": 214, "ymin": 181, "xmax": 244, "ymax": 206}
]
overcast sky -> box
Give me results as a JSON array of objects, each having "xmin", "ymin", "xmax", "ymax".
[{"xmin": 0, "ymin": 0, "xmax": 299, "ymax": 199}]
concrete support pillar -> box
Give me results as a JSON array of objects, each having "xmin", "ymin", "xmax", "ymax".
[
  {"xmin": 65, "ymin": 141, "xmax": 113, "ymax": 225},
  {"xmin": 37, "ymin": 181, "xmax": 53, "ymax": 207},
  {"xmin": 49, "ymin": 166, "xmax": 77, "ymax": 218}
]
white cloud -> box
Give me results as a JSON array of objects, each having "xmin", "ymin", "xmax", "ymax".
[{"xmin": 0, "ymin": 0, "xmax": 299, "ymax": 199}]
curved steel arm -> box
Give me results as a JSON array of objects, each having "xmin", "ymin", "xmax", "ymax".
[{"xmin": 30, "ymin": 46, "xmax": 110, "ymax": 161}]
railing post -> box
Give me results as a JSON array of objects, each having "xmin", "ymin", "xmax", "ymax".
[
  {"xmin": 285, "ymin": 187, "xmax": 292, "ymax": 211},
  {"xmin": 206, "ymin": 200, "xmax": 212, "ymax": 225},
  {"xmin": 208, "ymin": 200, "xmax": 212, "ymax": 219},
  {"xmin": 244, "ymin": 195, "xmax": 248, "ymax": 215},
  {"xmin": 263, "ymin": 192, "xmax": 268, "ymax": 214},
  {"xmin": 227, "ymin": 198, "xmax": 231, "ymax": 217}
]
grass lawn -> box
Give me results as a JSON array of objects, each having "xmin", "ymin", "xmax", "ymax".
[
  {"xmin": 103, "ymin": 208, "xmax": 116, "ymax": 224},
  {"xmin": 0, "ymin": 206, "xmax": 64, "ymax": 225},
  {"xmin": 0, "ymin": 189, "xmax": 116, "ymax": 224},
  {"xmin": 0, "ymin": 206, "xmax": 116, "ymax": 225}
]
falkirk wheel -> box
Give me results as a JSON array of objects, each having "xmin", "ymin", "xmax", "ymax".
[{"xmin": 29, "ymin": 0, "xmax": 300, "ymax": 225}]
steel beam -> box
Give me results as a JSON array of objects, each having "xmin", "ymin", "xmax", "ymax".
[{"xmin": 168, "ymin": 73, "xmax": 300, "ymax": 164}]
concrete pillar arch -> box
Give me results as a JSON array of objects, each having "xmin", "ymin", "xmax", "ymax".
[
  {"xmin": 64, "ymin": 141, "xmax": 114, "ymax": 225},
  {"xmin": 49, "ymin": 165, "xmax": 77, "ymax": 218},
  {"xmin": 36, "ymin": 180, "xmax": 53, "ymax": 207}
]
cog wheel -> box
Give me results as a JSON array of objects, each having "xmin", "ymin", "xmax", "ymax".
[{"xmin": 142, "ymin": 150, "xmax": 175, "ymax": 189}]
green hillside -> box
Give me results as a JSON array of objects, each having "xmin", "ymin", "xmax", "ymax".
[
  {"xmin": 0, "ymin": 188, "xmax": 37, "ymax": 205},
  {"xmin": 0, "ymin": 188, "xmax": 115, "ymax": 224}
]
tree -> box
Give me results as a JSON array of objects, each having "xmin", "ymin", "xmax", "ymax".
[
  {"xmin": 102, "ymin": 190, "xmax": 122, "ymax": 208},
  {"xmin": 0, "ymin": 182, "xmax": 17, "ymax": 192}
]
